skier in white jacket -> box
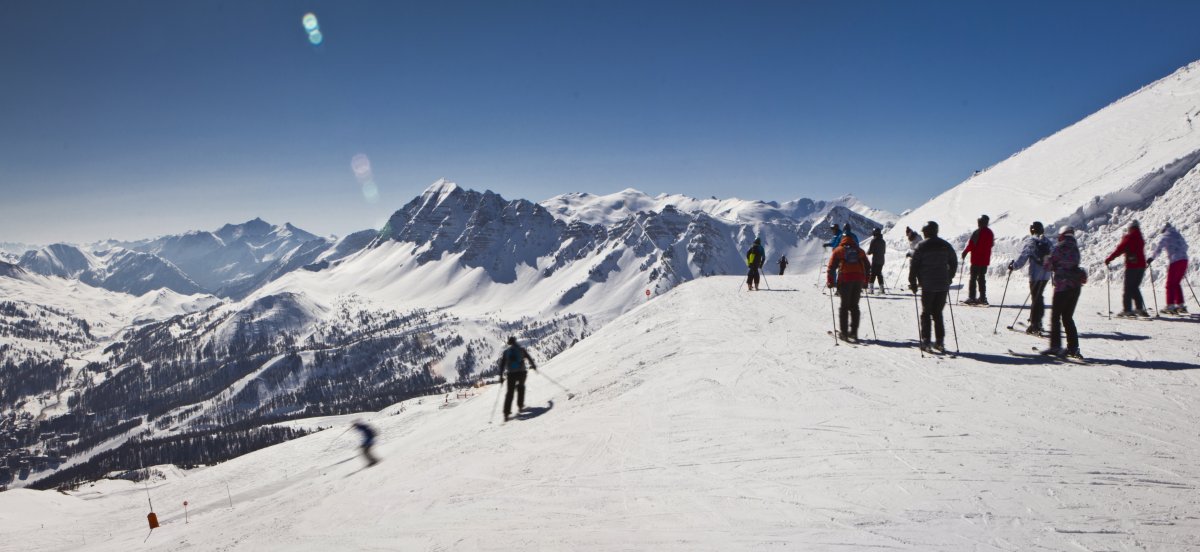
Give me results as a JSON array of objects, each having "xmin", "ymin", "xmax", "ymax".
[{"xmin": 1149, "ymin": 222, "xmax": 1190, "ymax": 314}]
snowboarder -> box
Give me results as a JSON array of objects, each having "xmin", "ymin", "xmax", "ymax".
[
  {"xmin": 1104, "ymin": 220, "xmax": 1149, "ymax": 317},
  {"xmin": 1149, "ymin": 222, "xmax": 1190, "ymax": 314},
  {"xmin": 909, "ymin": 221, "xmax": 958, "ymax": 352},
  {"xmin": 777, "ymin": 255, "xmax": 788, "ymax": 276},
  {"xmin": 746, "ymin": 238, "xmax": 766, "ymax": 291},
  {"xmin": 827, "ymin": 235, "xmax": 870, "ymax": 342},
  {"xmin": 497, "ymin": 337, "xmax": 537, "ymax": 421},
  {"xmin": 1007, "ymin": 221, "xmax": 1053, "ymax": 334},
  {"xmin": 866, "ymin": 228, "xmax": 887, "ymax": 294},
  {"xmin": 961, "ymin": 215, "xmax": 994, "ymax": 305},
  {"xmin": 1043, "ymin": 226, "xmax": 1085, "ymax": 358},
  {"xmin": 352, "ymin": 420, "xmax": 379, "ymax": 466}
]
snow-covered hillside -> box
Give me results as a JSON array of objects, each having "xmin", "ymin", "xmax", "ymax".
[
  {"xmin": 886, "ymin": 59, "xmax": 1200, "ymax": 288},
  {"xmin": 5, "ymin": 276, "xmax": 1198, "ymax": 551}
]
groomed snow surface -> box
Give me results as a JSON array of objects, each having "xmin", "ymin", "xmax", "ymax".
[{"xmin": 5, "ymin": 275, "xmax": 1199, "ymax": 551}]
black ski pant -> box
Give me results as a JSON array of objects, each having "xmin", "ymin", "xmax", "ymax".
[
  {"xmin": 1123, "ymin": 268, "xmax": 1146, "ymax": 311},
  {"xmin": 1050, "ymin": 287, "xmax": 1080, "ymax": 351},
  {"xmin": 1029, "ymin": 279, "xmax": 1049, "ymax": 330},
  {"xmin": 968, "ymin": 265, "xmax": 988, "ymax": 301},
  {"xmin": 869, "ymin": 261, "xmax": 886, "ymax": 291},
  {"xmin": 837, "ymin": 282, "xmax": 863, "ymax": 338},
  {"xmin": 503, "ymin": 370, "xmax": 527, "ymax": 415},
  {"xmin": 746, "ymin": 267, "xmax": 761, "ymax": 290},
  {"xmin": 360, "ymin": 441, "xmax": 378, "ymax": 465},
  {"xmin": 920, "ymin": 290, "xmax": 948, "ymax": 344}
]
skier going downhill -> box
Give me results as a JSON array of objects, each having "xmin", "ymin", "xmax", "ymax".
[
  {"xmin": 827, "ymin": 234, "xmax": 871, "ymax": 342},
  {"xmin": 352, "ymin": 419, "xmax": 379, "ymax": 467},
  {"xmin": 1149, "ymin": 222, "xmax": 1190, "ymax": 314},
  {"xmin": 867, "ymin": 228, "xmax": 887, "ymax": 294},
  {"xmin": 1105, "ymin": 220, "xmax": 1149, "ymax": 317},
  {"xmin": 746, "ymin": 238, "xmax": 766, "ymax": 291},
  {"xmin": 962, "ymin": 215, "xmax": 994, "ymax": 305},
  {"xmin": 777, "ymin": 255, "xmax": 788, "ymax": 276},
  {"xmin": 1008, "ymin": 221, "xmax": 1054, "ymax": 334},
  {"xmin": 909, "ymin": 221, "xmax": 958, "ymax": 353},
  {"xmin": 1043, "ymin": 226, "xmax": 1086, "ymax": 358},
  {"xmin": 498, "ymin": 337, "xmax": 538, "ymax": 421}
]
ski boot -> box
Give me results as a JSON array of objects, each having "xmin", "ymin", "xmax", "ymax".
[
  {"xmin": 1115, "ymin": 310, "xmax": 1136, "ymax": 318},
  {"xmin": 1135, "ymin": 308, "xmax": 1151, "ymax": 317},
  {"xmin": 1040, "ymin": 346, "xmax": 1065, "ymax": 358},
  {"xmin": 933, "ymin": 342, "xmax": 946, "ymax": 354},
  {"xmin": 1064, "ymin": 348, "xmax": 1083, "ymax": 359}
]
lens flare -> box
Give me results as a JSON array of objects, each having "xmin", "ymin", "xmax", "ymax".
[
  {"xmin": 351, "ymin": 154, "xmax": 372, "ymax": 180},
  {"xmin": 362, "ymin": 181, "xmax": 380, "ymax": 204},
  {"xmin": 308, "ymin": 30, "xmax": 324, "ymax": 45},
  {"xmin": 302, "ymin": 13, "xmax": 319, "ymax": 32}
]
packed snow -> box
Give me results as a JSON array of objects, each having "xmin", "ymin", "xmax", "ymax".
[{"xmin": 5, "ymin": 276, "xmax": 1198, "ymax": 551}]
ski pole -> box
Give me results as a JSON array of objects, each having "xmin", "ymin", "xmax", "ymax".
[
  {"xmin": 1148, "ymin": 266, "xmax": 1160, "ymax": 316},
  {"xmin": 815, "ymin": 250, "xmax": 828, "ymax": 287},
  {"xmin": 828, "ymin": 284, "xmax": 838, "ymax": 346},
  {"xmin": 864, "ymin": 287, "xmax": 877, "ymax": 341},
  {"xmin": 992, "ymin": 269, "xmax": 1013, "ymax": 334},
  {"xmin": 954, "ymin": 263, "xmax": 966, "ymax": 304},
  {"xmin": 531, "ymin": 369, "xmax": 576, "ymax": 399},
  {"xmin": 1187, "ymin": 275, "xmax": 1200, "ymax": 310},
  {"xmin": 323, "ymin": 427, "xmax": 353, "ymax": 451},
  {"xmin": 489, "ymin": 376, "xmax": 503, "ymax": 423},
  {"xmin": 893, "ymin": 256, "xmax": 908, "ymax": 291},
  {"xmin": 912, "ymin": 290, "xmax": 924, "ymax": 357},
  {"xmin": 1105, "ymin": 265, "xmax": 1112, "ymax": 319},
  {"xmin": 947, "ymin": 293, "xmax": 960, "ymax": 354},
  {"xmin": 1007, "ymin": 291, "xmax": 1030, "ymax": 330},
  {"xmin": 759, "ymin": 266, "xmax": 771, "ymax": 290}
]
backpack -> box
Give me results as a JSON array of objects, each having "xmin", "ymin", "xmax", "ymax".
[
  {"xmin": 504, "ymin": 347, "xmax": 524, "ymax": 371},
  {"xmin": 844, "ymin": 245, "xmax": 860, "ymax": 266},
  {"xmin": 1033, "ymin": 237, "xmax": 1051, "ymax": 265}
]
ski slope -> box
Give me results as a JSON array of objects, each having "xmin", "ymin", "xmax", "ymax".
[{"xmin": 5, "ymin": 275, "xmax": 1199, "ymax": 551}]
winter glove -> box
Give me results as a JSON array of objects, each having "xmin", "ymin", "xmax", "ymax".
[
  {"xmin": 531, "ymin": 364, "xmax": 538, "ymax": 371},
  {"xmin": 499, "ymin": 376, "xmax": 505, "ymax": 384},
  {"xmin": 905, "ymin": 252, "xmax": 912, "ymax": 258},
  {"xmin": 826, "ymin": 281, "xmax": 835, "ymax": 289},
  {"xmin": 961, "ymin": 251, "xmax": 968, "ymax": 260},
  {"xmin": 909, "ymin": 283, "xmax": 919, "ymax": 293},
  {"xmin": 1007, "ymin": 261, "xmax": 1014, "ymax": 271},
  {"xmin": 823, "ymin": 244, "xmax": 832, "ymax": 249}
]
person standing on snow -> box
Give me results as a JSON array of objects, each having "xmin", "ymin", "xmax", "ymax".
[
  {"xmin": 905, "ymin": 227, "xmax": 921, "ymax": 258},
  {"xmin": 1149, "ymin": 222, "xmax": 1190, "ymax": 314},
  {"xmin": 823, "ymin": 223, "xmax": 843, "ymax": 250},
  {"xmin": 777, "ymin": 255, "xmax": 788, "ymax": 276},
  {"xmin": 961, "ymin": 215, "xmax": 994, "ymax": 305},
  {"xmin": 827, "ymin": 234, "xmax": 871, "ymax": 342},
  {"xmin": 352, "ymin": 420, "xmax": 379, "ymax": 466},
  {"xmin": 866, "ymin": 228, "xmax": 887, "ymax": 294},
  {"xmin": 841, "ymin": 223, "xmax": 860, "ymax": 246},
  {"xmin": 1008, "ymin": 221, "xmax": 1054, "ymax": 334},
  {"xmin": 498, "ymin": 337, "xmax": 538, "ymax": 421},
  {"xmin": 1043, "ymin": 226, "xmax": 1085, "ymax": 358},
  {"xmin": 909, "ymin": 221, "xmax": 958, "ymax": 353},
  {"xmin": 746, "ymin": 238, "xmax": 766, "ymax": 291},
  {"xmin": 1104, "ymin": 220, "xmax": 1149, "ymax": 317}
]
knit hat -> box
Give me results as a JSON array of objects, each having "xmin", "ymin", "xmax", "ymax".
[
  {"xmin": 1030, "ymin": 221, "xmax": 1044, "ymax": 235},
  {"xmin": 1130, "ymin": 219, "xmax": 1140, "ymax": 229}
]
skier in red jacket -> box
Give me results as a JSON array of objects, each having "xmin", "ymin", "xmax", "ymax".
[
  {"xmin": 1105, "ymin": 220, "xmax": 1149, "ymax": 317},
  {"xmin": 961, "ymin": 215, "xmax": 994, "ymax": 305}
]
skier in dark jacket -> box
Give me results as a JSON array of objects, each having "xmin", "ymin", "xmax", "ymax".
[
  {"xmin": 841, "ymin": 223, "xmax": 860, "ymax": 246},
  {"xmin": 352, "ymin": 420, "xmax": 379, "ymax": 466},
  {"xmin": 909, "ymin": 221, "xmax": 958, "ymax": 353},
  {"xmin": 1008, "ymin": 221, "xmax": 1053, "ymax": 334},
  {"xmin": 777, "ymin": 255, "xmax": 788, "ymax": 276},
  {"xmin": 497, "ymin": 337, "xmax": 537, "ymax": 421},
  {"xmin": 866, "ymin": 228, "xmax": 887, "ymax": 294},
  {"xmin": 1043, "ymin": 226, "xmax": 1084, "ymax": 358},
  {"xmin": 961, "ymin": 215, "xmax": 994, "ymax": 305},
  {"xmin": 827, "ymin": 235, "xmax": 871, "ymax": 342},
  {"xmin": 746, "ymin": 238, "xmax": 766, "ymax": 291},
  {"xmin": 1104, "ymin": 220, "xmax": 1149, "ymax": 317}
]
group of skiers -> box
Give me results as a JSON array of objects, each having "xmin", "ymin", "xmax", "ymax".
[{"xmin": 744, "ymin": 216, "xmax": 1192, "ymax": 359}]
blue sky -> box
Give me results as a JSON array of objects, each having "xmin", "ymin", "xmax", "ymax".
[{"xmin": 3, "ymin": 1, "xmax": 1200, "ymax": 244}]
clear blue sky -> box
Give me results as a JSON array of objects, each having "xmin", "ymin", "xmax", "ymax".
[{"xmin": 3, "ymin": 0, "xmax": 1200, "ymax": 244}]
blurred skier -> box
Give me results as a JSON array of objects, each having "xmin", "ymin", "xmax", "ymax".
[
  {"xmin": 777, "ymin": 255, "xmax": 788, "ymax": 276},
  {"xmin": 907, "ymin": 220, "xmax": 955, "ymax": 352},
  {"xmin": 866, "ymin": 228, "xmax": 887, "ymax": 294},
  {"xmin": 1149, "ymin": 222, "xmax": 1190, "ymax": 314},
  {"xmin": 1104, "ymin": 220, "xmax": 1149, "ymax": 317},
  {"xmin": 909, "ymin": 221, "xmax": 957, "ymax": 353},
  {"xmin": 1043, "ymin": 226, "xmax": 1086, "ymax": 358},
  {"xmin": 352, "ymin": 420, "xmax": 379, "ymax": 466},
  {"xmin": 1007, "ymin": 221, "xmax": 1053, "ymax": 334},
  {"xmin": 498, "ymin": 337, "xmax": 537, "ymax": 421},
  {"xmin": 746, "ymin": 238, "xmax": 766, "ymax": 291},
  {"xmin": 827, "ymin": 234, "xmax": 871, "ymax": 342},
  {"xmin": 961, "ymin": 215, "xmax": 994, "ymax": 305}
]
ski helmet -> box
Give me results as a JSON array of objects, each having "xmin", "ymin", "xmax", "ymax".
[
  {"xmin": 921, "ymin": 221, "xmax": 939, "ymax": 237},
  {"xmin": 978, "ymin": 214, "xmax": 990, "ymax": 226},
  {"xmin": 507, "ymin": 336, "xmax": 517, "ymax": 346},
  {"xmin": 1130, "ymin": 219, "xmax": 1140, "ymax": 229}
]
